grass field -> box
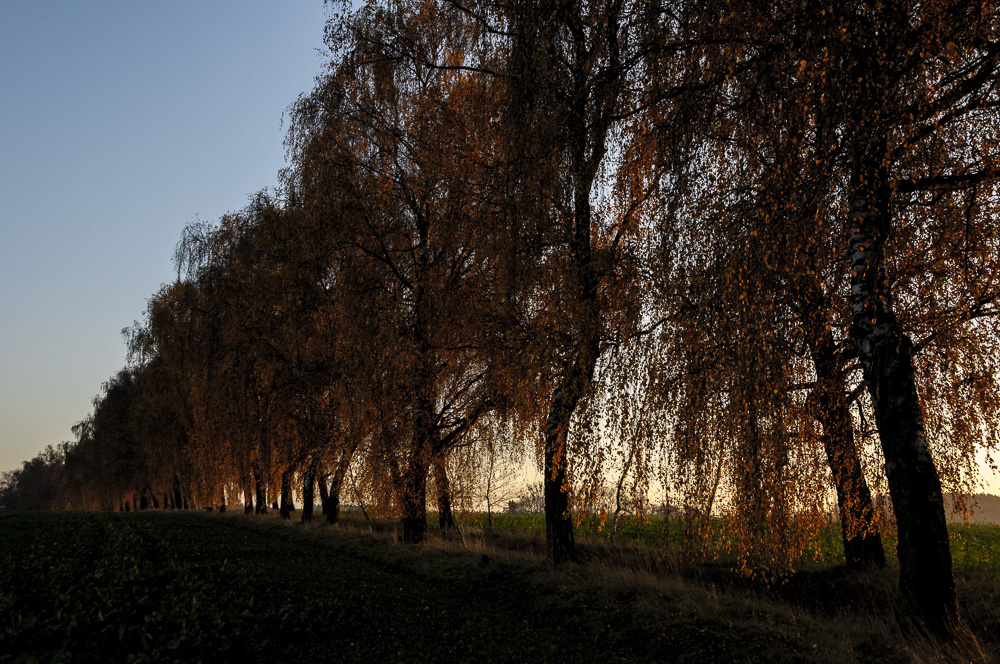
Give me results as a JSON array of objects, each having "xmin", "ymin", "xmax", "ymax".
[
  {"xmin": 1, "ymin": 511, "xmax": 998, "ymax": 663},
  {"xmin": 459, "ymin": 512, "xmax": 1000, "ymax": 578}
]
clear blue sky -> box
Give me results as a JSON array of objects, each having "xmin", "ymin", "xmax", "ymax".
[{"xmin": 0, "ymin": 1, "xmax": 330, "ymax": 473}]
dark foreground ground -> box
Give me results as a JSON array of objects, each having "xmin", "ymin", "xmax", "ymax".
[{"xmin": 0, "ymin": 511, "xmax": 995, "ymax": 663}]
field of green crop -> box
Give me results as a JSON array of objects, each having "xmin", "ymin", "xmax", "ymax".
[
  {"xmin": 2, "ymin": 511, "xmax": 998, "ymax": 663},
  {"xmin": 0, "ymin": 511, "xmax": 636, "ymax": 663}
]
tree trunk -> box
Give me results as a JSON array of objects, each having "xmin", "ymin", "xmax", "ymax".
[
  {"xmin": 540, "ymin": 158, "xmax": 600, "ymax": 565},
  {"xmin": 401, "ymin": 457, "xmax": 429, "ymax": 543},
  {"xmin": 544, "ymin": 385, "xmax": 576, "ymax": 564},
  {"xmin": 243, "ymin": 474, "xmax": 254, "ymax": 515},
  {"xmin": 327, "ymin": 446, "xmax": 355, "ymax": 524},
  {"xmin": 540, "ymin": 98, "xmax": 604, "ymax": 564},
  {"xmin": 253, "ymin": 464, "xmax": 268, "ymax": 515},
  {"xmin": 279, "ymin": 469, "xmax": 294, "ymax": 520},
  {"xmin": 329, "ymin": 472, "xmax": 345, "ymax": 525},
  {"xmin": 801, "ymin": 288, "xmax": 885, "ymax": 570},
  {"xmin": 432, "ymin": 454, "xmax": 454, "ymax": 530},
  {"xmin": 400, "ymin": 204, "xmax": 434, "ymax": 545},
  {"xmin": 301, "ymin": 457, "xmax": 319, "ymax": 523},
  {"xmin": 815, "ymin": 376, "xmax": 886, "ymax": 569},
  {"xmin": 318, "ymin": 473, "xmax": 329, "ymax": 512},
  {"xmin": 849, "ymin": 129, "xmax": 956, "ymax": 634},
  {"xmin": 318, "ymin": 473, "xmax": 341, "ymax": 525},
  {"xmin": 172, "ymin": 474, "xmax": 183, "ymax": 511}
]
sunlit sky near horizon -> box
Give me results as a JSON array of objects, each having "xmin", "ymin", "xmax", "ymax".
[
  {"xmin": 1, "ymin": 2, "xmax": 998, "ymax": 498},
  {"xmin": 1, "ymin": 1, "xmax": 330, "ymax": 473}
]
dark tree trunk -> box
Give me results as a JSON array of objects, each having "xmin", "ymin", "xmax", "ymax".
[
  {"xmin": 328, "ymin": 483, "xmax": 341, "ymax": 522},
  {"xmin": 400, "ymin": 211, "xmax": 434, "ymax": 545},
  {"xmin": 172, "ymin": 474, "xmax": 183, "ymax": 511},
  {"xmin": 401, "ymin": 458, "xmax": 429, "ymax": 543},
  {"xmin": 849, "ymin": 129, "xmax": 956, "ymax": 634},
  {"xmin": 318, "ymin": 473, "xmax": 332, "ymax": 516},
  {"xmin": 814, "ymin": 370, "xmax": 886, "ymax": 569},
  {"xmin": 139, "ymin": 494, "xmax": 148, "ymax": 510},
  {"xmin": 279, "ymin": 469, "xmax": 294, "ymax": 520},
  {"xmin": 253, "ymin": 465, "xmax": 268, "ymax": 515},
  {"xmin": 321, "ymin": 462, "xmax": 347, "ymax": 525},
  {"xmin": 800, "ymin": 286, "xmax": 885, "ymax": 570},
  {"xmin": 301, "ymin": 457, "xmax": 320, "ymax": 523},
  {"xmin": 432, "ymin": 455, "xmax": 454, "ymax": 530},
  {"xmin": 323, "ymin": 449, "xmax": 351, "ymax": 525},
  {"xmin": 319, "ymin": 473, "xmax": 336, "ymax": 523},
  {"xmin": 509, "ymin": 0, "xmax": 616, "ymax": 567},
  {"xmin": 540, "ymin": 164, "xmax": 601, "ymax": 565},
  {"xmin": 243, "ymin": 473, "xmax": 254, "ymax": 514},
  {"xmin": 328, "ymin": 474, "xmax": 346, "ymax": 525},
  {"xmin": 544, "ymin": 386, "xmax": 576, "ymax": 565},
  {"xmin": 149, "ymin": 490, "xmax": 159, "ymax": 509}
]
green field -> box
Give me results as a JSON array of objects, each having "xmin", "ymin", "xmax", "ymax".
[
  {"xmin": 1, "ymin": 511, "xmax": 998, "ymax": 663},
  {"xmin": 458, "ymin": 512, "xmax": 1000, "ymax": 578}
]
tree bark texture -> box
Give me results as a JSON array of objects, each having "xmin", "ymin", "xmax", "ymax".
[{"xmin": 848, "ymin": 130, "xmax": 956, "ymax": 633}]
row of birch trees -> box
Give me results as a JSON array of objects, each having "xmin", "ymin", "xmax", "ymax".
[{"xmin": 4, "ymin": 0, "xmax": 999, "ymax": 634}]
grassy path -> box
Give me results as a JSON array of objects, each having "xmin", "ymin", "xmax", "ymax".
[{"xmin": 1, "ymin": 511, "xmax": 993, "ymax": 663}]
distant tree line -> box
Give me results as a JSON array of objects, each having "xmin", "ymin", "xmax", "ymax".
[{"xmin": 4, "ymin": 0, "xmax": 999, "ymax": 635}]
